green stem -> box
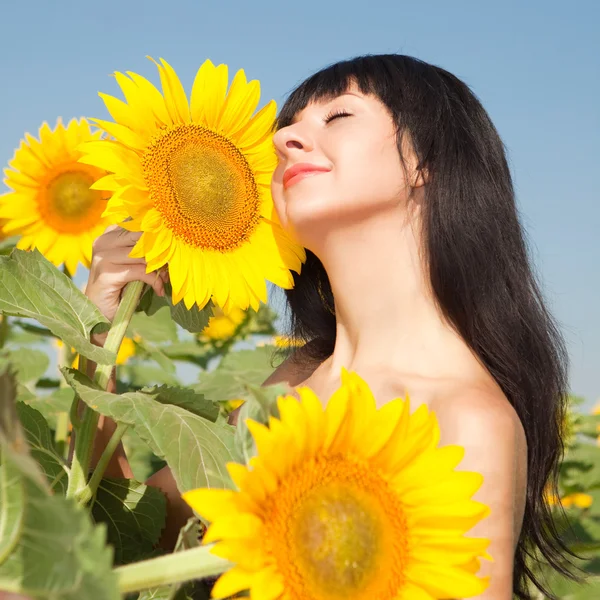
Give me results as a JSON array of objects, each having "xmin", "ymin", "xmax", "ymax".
[
  {"xmin": 115, "ymin": 545, "xmax": 231, "ymax": 594},
  {"xmin": 66, "ymin": 280, "xmax": 146, "ymax": 501},
  {"xmin": 0, "ymin": 314, "xmax": 9, "ymax": 349},
  {"xmin": 54, "ymin": 411, "xmax": 70, "ymax": 459},
  {"xmin": 76, "ymin": 422, "xmax": 129, "ymax": 506},
  {"xmin": 55, "ymin": 336, "xmax": 73, "ymax": 457}
]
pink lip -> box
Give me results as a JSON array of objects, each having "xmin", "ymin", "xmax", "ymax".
[{"xmin": 283, "ymin": 163, "xmax": 331, "ymax": 189}]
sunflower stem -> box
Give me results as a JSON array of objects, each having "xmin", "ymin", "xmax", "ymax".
[
  {"xmin": 66, "ymin": 280, "xmax": 146, "ymax": 502},
  {"xmin": 76, "ymin": 422, "xmax": 129, "ymax": 506},
  {"xmin": 115, "ymin": 545, "xmax": 232, "ymax": 594},
  {"xmin": 0, "ymin": 314, "xmax": 8, "ymax": 349}
]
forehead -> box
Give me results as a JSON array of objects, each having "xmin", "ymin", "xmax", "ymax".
[{"xmin": 277, "ymin": 75, "xmax": 373, "ymax": 129}]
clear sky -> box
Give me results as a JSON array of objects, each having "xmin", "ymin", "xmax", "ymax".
[{"xmin": 1, "ymin": 1, "xmax": 598, "ymax": 405}]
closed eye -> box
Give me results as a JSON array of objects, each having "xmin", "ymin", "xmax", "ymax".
[{"xmin": 324, "ymin": 109, "xmax": 352, "ymax": 124}]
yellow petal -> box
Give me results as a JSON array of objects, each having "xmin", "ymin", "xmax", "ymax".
[
  {"xmin": 232, "ymin": 100, "xmax": 277, "ymax": 150},
  {"xmin": 181, "ymin": 488, "xmax": 239, "ymax": 522},
  {"xmin": 406, "ymin": 563, "xmax": 490, "ymax": 598},
  {"xmin": 126, "ymin": 71, "xmax": 171, "ymax": 125},
  {"xmin": 211, "ymin": 566, "xmax": 254, "ymax": 600},
  {"xmin": 148, "ymin": 56, "xmax": 190, "ymax": 124},
  {"xmin": 203, "ymin": 513, "xmax": 263, "ymax": 544},
  {"xmin": 194, "ymin": 60, "xmax": 228, "ymax": 128},
  {"xmin": 250, "ymin": 565, "xmax": 284, "ymax": 600},
  {"xmin": 88, "ymin": 118, "xmax": 146, "ymax": 151},
  {"xmin": 218, "ymin": 69, "xmax": 261, "ymax": 137}
]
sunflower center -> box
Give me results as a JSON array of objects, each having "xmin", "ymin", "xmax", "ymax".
[
  {"xmin": 48, "ymin": 171, "xmax": 99, "ymax": 219},
  {"xmin": 264, "ymin": 454, "xmax": 409, "ymax": 600},
  {"xmin": 142, "ymin": 125, "xmax": 261, "ymax": 252},
  {"xmin": 39, "ymin": 167, "xmax": 107, "ymax": 233}
]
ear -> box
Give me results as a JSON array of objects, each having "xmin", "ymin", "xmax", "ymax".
[{"xmin": 412, "ymin": 166, "xmax": 428, "ymax": 188}]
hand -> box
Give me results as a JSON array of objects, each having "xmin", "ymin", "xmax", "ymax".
[{"xmin": 85, "ymin": 225, "xmax": 169, "ymax": 343}]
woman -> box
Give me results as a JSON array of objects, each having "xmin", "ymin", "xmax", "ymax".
[{"xmin": 85, "ymin": 54, "xmax": 574, "ymax": 598}]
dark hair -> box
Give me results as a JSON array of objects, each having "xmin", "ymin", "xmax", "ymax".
[{"xmin": 274, "ymin": 54, "xmax": 577, "ymax": 599}]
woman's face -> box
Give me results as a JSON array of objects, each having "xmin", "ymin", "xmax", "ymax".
[{"xmin": 271, "ymin": 87, "xmax": 413, "ymax": 248}]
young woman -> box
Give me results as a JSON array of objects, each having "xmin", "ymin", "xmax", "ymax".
[{"xmin": 85, "ymin": 54, "xmax": 574, "ymax": 599}]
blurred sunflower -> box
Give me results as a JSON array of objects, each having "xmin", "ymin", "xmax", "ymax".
[
  {"xmin": 273, "ymin": 335, "xmax": 305, "ymax": 348},
  {"xmin": 184, "ymin": 369, "xmax": 491, "ymax": 600},
  {"xmin": 200, "ymin": 305, "xmax": 247, "ymax": 340},
  {"xmin": 546, "ymin": 489, "xmax": 593, "ymax": 509},
  {"xmin": 0, "ymin": 118, "xmax": 112, "ymax": 275},
  {"xmin": 55, "ymin": 335, "xmax": 137, "ymax": 368},
  {"xmin": 79, "ymin": 57, "xmax": 305, "ymax": 313}
]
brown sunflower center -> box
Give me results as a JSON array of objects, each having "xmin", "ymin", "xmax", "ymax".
[
  {"xmin": 264, "ymin": 454, "xmax": 409, "ymax": 600},
  {"xmin": 40, "ymin": 167, "xmax": 106, "ymax": 233},
  {"xmin": 142, "ymin": 124, "xmax": 261, "ymax": 252}
]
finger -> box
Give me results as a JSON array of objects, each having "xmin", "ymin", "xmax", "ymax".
[
  {"xmin": 97, "ymin": 248, "xmax": 148, "ymax": 266},
  {"xmin": 113, "ymin": 263, "xmax": 166, "ymax": 297},
  {"xmin": 92, "ymin": 228, "xmax": 142, "ymax": 252}
]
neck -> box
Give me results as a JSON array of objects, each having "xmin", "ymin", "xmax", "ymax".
[{"xmin": 311, "ymin": 209, "xmax": 477, "ymax": 382}]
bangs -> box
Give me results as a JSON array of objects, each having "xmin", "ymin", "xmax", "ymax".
[{"xmin": 277, "ymin": 55, "xmax": 398, "ymax": 129}]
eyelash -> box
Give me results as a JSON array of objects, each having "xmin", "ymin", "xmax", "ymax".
[{"xmin": 324, "ymin": 109, "xmax": 352, "ymax": 124}]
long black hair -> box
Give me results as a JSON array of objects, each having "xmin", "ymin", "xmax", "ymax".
[{"xmin": 274, "ymin": 54, "xmax": 577, "ymax": 599}]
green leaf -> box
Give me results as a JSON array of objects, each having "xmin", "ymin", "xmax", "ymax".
[
  {"xmin": 137, "ymin": 283, "xmax": 212, "ymax": 334},
  {"xmin": 0, "ymin": 461, "xmax": 25, "ymax": 565},
  {"xmin": 234, "ymin": 383, "xmax": 285, "ymax": 464},
  {"xmin": 121, "ymin": 364, "xmax": 181, "ymax": 387},
  {"xmin": 92, "ymin": 478, "xmax": 166, "ymax": 565},
  {"xmin": 129, "ymin": 305, "xmax": 178, "ymax": 343},
  {"xmin": 0, "ymin": 235, "xmax": 18, "ymax": 255},
  {"xmin": 192, "ymin": 346, "xmax": 277, "ymax": 403},
  {"xmin": 0, "ymin": 365, "xmax": 120, "ymax": 600},
  {"xmin": 134, "ymin": 338, "xmax": 177, "ymax": 374},
  {"xmin": 2, "ymin": 347, "xmax": 49, "ymax": 384},
  {"xmin": 576, "ymin": 413, "xmax": 600, "ymax": 439},
  {"xmin": 161, "ymin": 341, "xmax": 214, "ymax": 369},
  {"xmin": 123, "ymin": 428, "xmax": 166, "ymax": 483},
  {"xmin": 23, "ymin": 387, "xmax": 75, "ymax": 430},
  {"xmin": 16, "ymin": 402, "xmax": 67, "ymax": 494},
  {"xmin": 0, "ymin": 249, "xmax": 115, "ymax": 365},
  {"xmin": 63, "ymin": 368, "xmax": 240, "ymax": 493}
]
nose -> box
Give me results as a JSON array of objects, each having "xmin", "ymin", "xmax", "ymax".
[{"xmin": 273, "ymin": 124, "xmax": 314, "ymax": 159}]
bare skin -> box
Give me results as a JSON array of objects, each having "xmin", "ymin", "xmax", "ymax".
[{"xmin": 84, "ymin": 87, "xmax": 528, "ymax": 598}]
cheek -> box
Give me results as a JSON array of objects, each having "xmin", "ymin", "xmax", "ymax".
[
  {"xmin": 270, "ymin": 176, "xmax": 289, "ymax": 229},
  {"xmin": 337, "ymin": 137, "xmax": 404, "ymax": 201}
]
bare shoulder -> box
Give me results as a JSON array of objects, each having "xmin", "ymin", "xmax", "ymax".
[
  {"xmin": 431, "ymin": 384, "xmax": 527, "ymax": 455},
  {"xmin": 430, "ymin": 383, "xmax": 528, "ymax": 591},
  {"xmin": 261, "ymin": 339, "xmax": 322, "ymax": 388}
]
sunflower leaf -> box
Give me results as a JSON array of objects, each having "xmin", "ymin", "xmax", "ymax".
[
  {"xmin": 21, "ymin": 386, "xmax": 75, "ymax": 430},
  {"xmin": 0, "ymin": 365, "xmax": 120, "ymax": 600},
  {"xmin": 233, "ymin": 383, "xmax": 286, "ymax": 464},
  {"xmin": 1, "ymin": 347, "xmax": 49, "ymax": 384},
  {"xmin": 0, "ymin": 249, "xmax": 115, "ymax": 365},
  {"xmin": 129, "ymin": 305, "xmax": 178, "ymax": 343},
  {"xmin": 91, "ymin": 477, "xmax": 167, "ymax": 565},
  {"xmin": 137, "ymin": 283, "xmax": 212, "ymax": 334},
  {"xmin": 15, "ymin": 402, "xmax": 68, "ymax": 495},
  {"xmin": 192, "ymin": 346, "xmax": 278, "ymax": 402},
  {"xmin": 120, "ymin": 364, "xmax": 181, "ymax": 387},
  {"xmin": 62, "ymin": 367, "xmax": 239, "ymax": 492}
]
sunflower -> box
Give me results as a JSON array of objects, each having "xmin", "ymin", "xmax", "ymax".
[
  {"xmin": 79, "ymin": 57, "xmax": 305, "ymax": 313},
  {"xmin": 273, "ymin": 335, "xmax": 305, "ymax": 348},
  {"xmin": 201, "ymin": 305, "xmax": 247, "ymax": 340},
  {"xmin": 546, "ymin": 490, "xmax": 593, "ymax": 509},
  {"xmin": 0, "ymin": 118, "xmax": 112, "ymax": 275},
  {"xmin": 183, "ymin": 369, "xmax": 491, "ymax": 600}
]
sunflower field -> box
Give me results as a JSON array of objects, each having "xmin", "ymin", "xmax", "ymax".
[{"xmin": 1, "ymin": 57, "xmax": 600, "ymax": 600}]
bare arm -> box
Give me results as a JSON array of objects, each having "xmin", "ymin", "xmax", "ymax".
[{"xmin": 433, "ymin": 390, "xmax": 528, "ymax": 599}]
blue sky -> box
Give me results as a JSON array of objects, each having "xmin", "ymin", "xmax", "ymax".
[{"xmin": 1, "ymin": 0, "xmax": 598, "ymax": 405}]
